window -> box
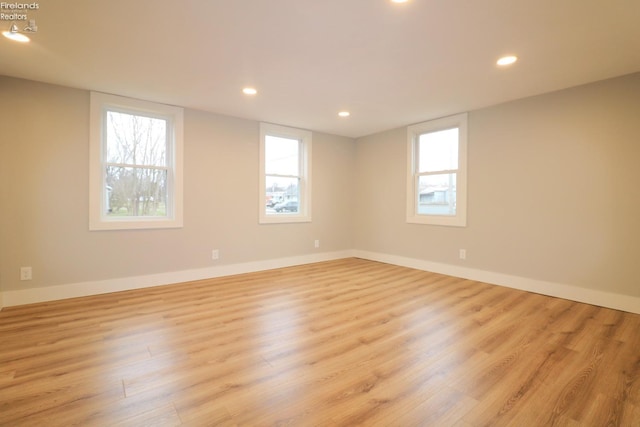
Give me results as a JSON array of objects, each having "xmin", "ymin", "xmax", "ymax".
[
  {"xmin": 406, "ymin": 113, "xmax": 467, "ymax": 226},
  {"xmin": 259, "ymin": 123, "xmax": 312, "ymax": 224},
  {"xmin": 89, "ymin": 92, "xmax": 184, "ymax": 230}
]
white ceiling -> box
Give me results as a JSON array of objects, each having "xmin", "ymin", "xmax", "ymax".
[{"xmin": 1, "ymin": 0, "xmax": 639, "ymax": 138}]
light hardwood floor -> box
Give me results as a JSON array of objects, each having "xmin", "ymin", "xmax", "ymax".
[{"xmin": 1, "ymin": 258, "xmax": 639, "ymax": 426}]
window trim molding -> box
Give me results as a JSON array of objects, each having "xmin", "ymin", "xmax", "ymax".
[
  {"xmin": 89, "ymin": 91, "xmax": 184, "ymax": 231},
  {"xmin": 406, "ymin": 113, "xmax": 468, "ymax": 227},
  {"xmin": 259, "ymin": 122, "xmax": 312, "ymax": 224}
]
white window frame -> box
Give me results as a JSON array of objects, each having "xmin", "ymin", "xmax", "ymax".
[
  {"xmin": 406, "ymin": 113, "xmax": 468, "ymax": 227},
  {"xmin": 89, "ymin": 92, "xmax": 184, "ymax": 230},
  {"xmin": 259, "ymin": 122, "xmax": 312, "ymax": 224}
]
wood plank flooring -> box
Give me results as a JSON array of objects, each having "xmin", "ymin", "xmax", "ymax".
[{"xmin": 1, "ymin": 258, "xmax": 639, "ymax": 426}]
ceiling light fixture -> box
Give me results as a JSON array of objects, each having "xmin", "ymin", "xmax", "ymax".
[
  {"xmin": 2, "ymin": 23, "xmax": 30, "ymax": 43},
  {"xmin": 242, "ymin": 87, "xmax": 257, "ymax": 95},
  {"xmin": 497, "ymin": 55, "xmax": 518, "ymax": 66},
  {"xmin": 338, "ymin": 111, "xmax": 350, "ymax": 117},
  {"xmin": 391, "ymin": 0, "xmax": 409, "ymax": 3}
]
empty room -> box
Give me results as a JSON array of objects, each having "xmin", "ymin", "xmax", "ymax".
[{"xmin": 1, "ymin": 1, "xmax": 639, "ymax": 426}]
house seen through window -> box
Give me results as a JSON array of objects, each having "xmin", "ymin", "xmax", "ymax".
[
  {"xmin": 259, "ymin": 123, "xmax": 312, "ymax": 224},
  {"xmin": 416, "ymin": 127, "xmax": 459, "ymax": 216},
  {"xmin": 265, "ymin": 135, "xmax": 300, "ymax": 214},
  {"xmin": 407, "ymin": 113, "xmax": 467, "ymax": 227}
]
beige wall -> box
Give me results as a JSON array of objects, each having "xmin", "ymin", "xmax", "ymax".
[
  {"xmin": 1, "ymin": 72, "xmax": 639, "ymax": 301},
  {"xmin": 354, "ymin": 72, "xmax": 640, "ymax": 298},
  {"xmin": 0, "ymin": 77, "xmax": 355, "ymax": 293}
]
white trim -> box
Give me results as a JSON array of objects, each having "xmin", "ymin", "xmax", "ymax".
[
  {"xmin": 406, "ymin": 113, "xmax": 468, "ymax": 227},
  {"xmin": 4, "ymin": 250, "xmax": 638, "ymax": 314},
  {"xmin": 1, "ymin": 251, "xmax": 352, "ymax": 307},
  {"xmin": 259, "ymin": 122, "xmax": 312, "ymax": 224},
  {"xmin": 89, "ymin": 92, "xmax": 184, "ymax": 231},
  {"xmin": 353, "ymin": 250, "xmax": 640, "ymax": 314}
]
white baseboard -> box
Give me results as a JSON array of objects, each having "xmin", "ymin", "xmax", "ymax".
[
  {"xmin": 4, "ymin": 249, "xmax": 639, "ymax": 315},
  {"xmin": 1, "ymin": 251, "xmax": 353, "ymax": 308},
  {"xmin": 353, "ymin": 250, "xmax": 640, "ymax": 314}
]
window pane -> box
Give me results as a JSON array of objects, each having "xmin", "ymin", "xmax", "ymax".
[
  {"xmin": 265, "ymin": 135, "xmax": 299, "ymax": 176},
  {"xmin": 417, "ymin": 173, "xmax": 457, "ymax": 216},
  {"xmin": 418, "ymin": 128, "xmax": 458, "ymax": 172},
  {"xmin": 106, "ymin": 111, "xmax": 167, "ymax": 167},
  {"xmin": 105, "ymin": 166, "xmax": 167, "ymax": 217},
  {"xmin": 265, "ymin": 175, "xmax": 299, "ymax": 214}
]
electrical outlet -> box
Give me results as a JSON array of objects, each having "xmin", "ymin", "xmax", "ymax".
[
  {"xmin": 459, "ymin": 249, "xmax": 466, "ymax": 260},
  {"xmin": 314, "ymin": 239, "xmax": 320, "ymax": 248},
  {"xmin": 20, "ymin": 266, "xmax": 32, "ymax": 281},
  {"xmin": 212, "ymin": 249, "xmax": 220, "ymax": 260}
]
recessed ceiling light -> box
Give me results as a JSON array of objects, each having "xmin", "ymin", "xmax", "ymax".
[
  {"xmin": 497, "ymin": 55, "xmax": 518, "ymax": 66},
  {"xmin": 338, "ymin": 111, "xmax": 350, "ymax": 117},
  {"xmin": 242, "ymin": 87, "xmax": 257, "ymax": 95},
  {"xmin": 391, "ymin": 0, "xmax": 409, "ymax": 3}
]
